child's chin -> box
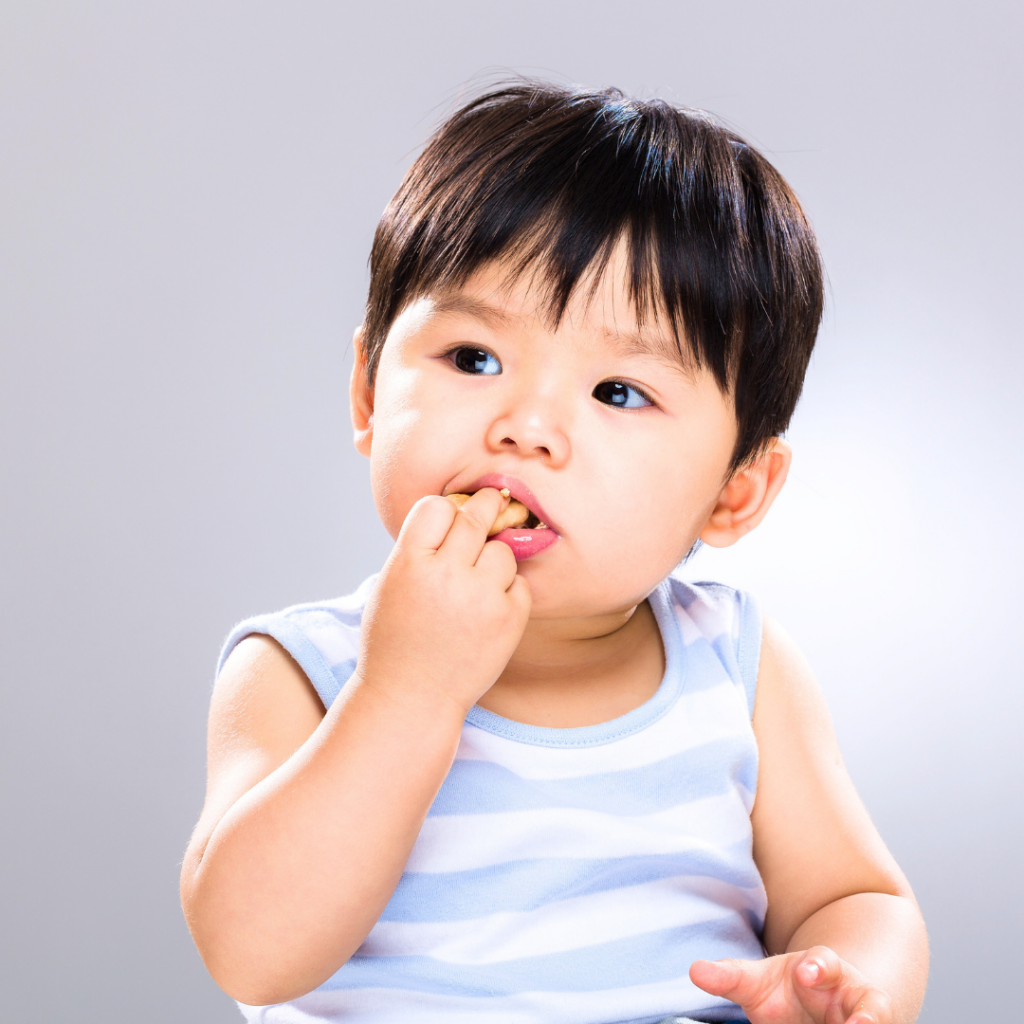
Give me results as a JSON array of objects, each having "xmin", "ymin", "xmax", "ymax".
[{"xmin": 492, "ymin": 528, "xmax": 559, "ymax": 561}]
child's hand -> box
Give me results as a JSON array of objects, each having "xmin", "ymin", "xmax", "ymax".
[
  {"xmin": 356, "ymin": 487, "xmax": 532, "ymax": 714},
  {"xmin": 690, "ymin": 947, "xmax": 894, "ymax": 1024}
]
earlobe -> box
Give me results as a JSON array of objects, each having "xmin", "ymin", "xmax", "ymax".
[
  {"xmin": 699, "ymin": 439, "xmax": 792, "ymax": 548},
  {"xmin": 349, "ymin": 326, "xmax": 374, "ymax": 457}
]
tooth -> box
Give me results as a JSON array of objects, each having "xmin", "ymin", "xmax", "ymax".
[{"xmin": 499, "ymin": 487, "xmax": 510, "ymax": 497}]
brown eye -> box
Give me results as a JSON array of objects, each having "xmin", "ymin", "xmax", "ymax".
[
  {"xmin": 593, "ymin": 380, "xmax": 651, "ymax": 408},
  {"xmin": 452, "ymin": 347, "xmax": 501, "ymax": 375}
]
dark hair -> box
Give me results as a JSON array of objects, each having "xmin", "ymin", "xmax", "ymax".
[{"xmin": 363, "ymin": 80, "xmax": 824, "ymax": 470}]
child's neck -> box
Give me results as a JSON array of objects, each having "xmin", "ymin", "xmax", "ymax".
[{"xmin": 475, "ymin": 600, "xmax": 665, "ymax": 729}]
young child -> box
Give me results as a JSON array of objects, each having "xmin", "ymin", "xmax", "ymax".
[{"xmin": 181, "ymin": 82, "xmax": 928, "ymax": 1024}]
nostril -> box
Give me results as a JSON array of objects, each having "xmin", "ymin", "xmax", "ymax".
[{"xmin": 497, "ymin": 437, "xmax": 553, "ymax": 458}]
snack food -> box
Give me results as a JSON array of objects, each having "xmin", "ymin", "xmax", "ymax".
[{"xmin": 446, "ymin": 490, "xmax": 533, "ymax": 536}]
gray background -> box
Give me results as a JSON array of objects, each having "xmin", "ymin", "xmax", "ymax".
[{"xmin": 1, "ymin": 1, "xmax": 1020, "ymax": 1021}]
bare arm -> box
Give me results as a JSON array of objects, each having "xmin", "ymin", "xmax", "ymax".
[
  {"xmin": 692, "ymin": 616, "xmax": 928, "ymax": 1023},
  {"xmin": 180, "ymin": 489, "xmax": 529, "ymax": 1005}
]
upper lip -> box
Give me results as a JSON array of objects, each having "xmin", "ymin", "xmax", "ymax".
[{"xmin": 446, "ymin": 473, "xmax": 561, "ymax": 535}]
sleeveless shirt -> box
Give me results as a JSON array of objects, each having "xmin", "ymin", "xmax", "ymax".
[{"xmin": 217, "ymin": 572, "xmax": 765, "ymax": 1024}]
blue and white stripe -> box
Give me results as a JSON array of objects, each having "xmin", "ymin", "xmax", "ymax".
[{"xmin": 219, "ymin": 573, "xmax": 763, "ymax": 1024}]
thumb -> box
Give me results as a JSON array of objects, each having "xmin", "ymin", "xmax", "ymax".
[{"xmin": 690, "ymin": 957, "xmax": 776, "ymax": 1008}]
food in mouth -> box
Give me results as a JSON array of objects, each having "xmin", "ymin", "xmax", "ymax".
[{"xmin": 446, "ymin": 489, "xmax": 549, "ymax": 536}]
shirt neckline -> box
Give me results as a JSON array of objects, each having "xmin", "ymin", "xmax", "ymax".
[{"xmin": 463, "ymin": 579, "xmax": 685, "ymax": 748}]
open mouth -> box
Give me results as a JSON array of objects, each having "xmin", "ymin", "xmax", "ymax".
[
  {"xmin": 447, "ymin": 491, "xmax": 548, "ymax": 536},
  {"xmin": 444, "ymin": 487, "xmax": 558, "ymax": 561}
]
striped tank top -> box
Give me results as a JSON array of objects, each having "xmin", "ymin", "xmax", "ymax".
[{"xmin": 218, "ymin": 571, "xmax": 765, "ymax": 1024}]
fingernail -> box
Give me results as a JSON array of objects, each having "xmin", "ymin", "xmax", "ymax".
[{"xmin": 804, "ymin": 961, "xmax": 820, "ymax": 982}]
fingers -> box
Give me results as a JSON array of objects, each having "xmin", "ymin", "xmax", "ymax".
[
  {"xmin": 694, "ymin": 948, "xmax": 893, "ymax": 1024},
  {"xmin": 842, "ymin": 986, "xmax": 894, "ymax": 1024},
  {"xmin": 441, "ymin": 488, "xmax": 509, "ymax": 563},
  {"xmin": 507, "ymin": 572, "xmax": 532, "ymax": 616},
  {"xmin": 397, "ymin": 489, "xmax": 508, "ymax": 558},
  {"xmin": 475, "ymin": 534, "xmax": 519, "ymax": 588},
  {"xmin": 689, "ymin": 957, "xmax": 775, "ymax": 1008},
  {"xmin": 794, "ymin": 945, "xmax": 846, "ymax": 992},
  {"xmin": 397, "ymin": 494, "xmax": 460, "ymax": 553},
  {"xmin": 794, "ymin": 947, "xmax": 893, "ymax": 1024}
]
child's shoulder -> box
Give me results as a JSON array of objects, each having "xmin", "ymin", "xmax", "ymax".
[
  {"xmin": 663, "ymin": 572, "xmax": 760, "ymax": 639},
  {"xmin": 217, "ymin": 574, "xmax": 378, "ymax": 709},
  {"xmin": 659, "ymin": 571, "xmax": 763, "ymax": 715},
  {"xmin": 217, "ymin": 570, "xmax": 765, "ymax": 717}
]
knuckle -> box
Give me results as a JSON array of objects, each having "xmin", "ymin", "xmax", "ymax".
[
  {"xmin": 490, "ymin": 538, "xmax": 516, "ymax": 566},
  {"xmin": 400, "ymin": 495, "xmax": 450, "ymax": 536},
  {"xmin": 871, "ymin": 988, "xmax": 895, "ymax": 1016},
  {"xmin": 422, "ymin": 494, "xmax": 457, "ymax": 521},
  {"xmin": 459, "ymin": 507, "xmax": 490, "ymax": 532},
  {"xmin": 411, "ymin": 494, "xmax": 441, "ymax": 514}
]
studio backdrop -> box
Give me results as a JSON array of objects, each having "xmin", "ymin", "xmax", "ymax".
[{"xmin": 1, "ymin": 2, "xmax": 1020, "ymax": 1021}]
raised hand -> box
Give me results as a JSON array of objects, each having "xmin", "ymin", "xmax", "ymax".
[
  {"xmin": 356, "ymin": 487, "xmax": 532, "ymax": 715},
  {"xmin": 690, "ymin": 947, "xmax": 894, "ymax": 1024}
]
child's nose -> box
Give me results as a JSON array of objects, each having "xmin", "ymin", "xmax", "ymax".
[{"xmin": 484, "ymin": 392, "xmax": 571, "ymax": 467}]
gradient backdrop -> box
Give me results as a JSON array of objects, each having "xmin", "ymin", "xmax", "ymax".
[{"xmin": 1, "ymin": 2, "xmax": 1021, "ymax": 1021}]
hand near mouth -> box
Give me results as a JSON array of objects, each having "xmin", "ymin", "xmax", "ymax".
[
  {"xmin": 446, "ymin": 488, "xmax": 557, "ymax": 561},
  {"xmin": 356, "ymin": 487, "xmax": 532, "ymax": 715},
  {"xmin": 446, "ymin": 490, "xmax": 545, "ymax": 535}
]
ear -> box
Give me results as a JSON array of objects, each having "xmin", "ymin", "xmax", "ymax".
[
  {"xmin": 699, "ymin": 438, "xmax": 792, "ymax": 548},
  {"xmin": 349, "ymin": 326, "xmax": 374, "ymax": 458}
]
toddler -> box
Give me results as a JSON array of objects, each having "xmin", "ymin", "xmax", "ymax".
[{"xmin": 181, "ymin": 81, "xmax": 928, "ymax": 1024}]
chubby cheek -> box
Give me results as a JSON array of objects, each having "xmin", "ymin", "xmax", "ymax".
[
  {"xmin": 522, "ymin": 521, "xmax": 691, "ymax": 620},
  {"xmin": 588, "ymin": 409, "xmax": 735, "ymax": 589},
  {"xmin": 367, "ymin": 368, "xmax": 475, "ymax": 540},
  {"xmin": 368, "ymin": 436, "xmax": 415, "ymax": 540},
  {"xmin": 580, "ymin": 504, "xmax": 703, "ymax": 606},
  {"xmin": 529, "ymin": 444, "xmax": 724, "ymax": 616},
  {"xmin": 366, "ymin": 369, "xmax": 428, "ymax": 538}
]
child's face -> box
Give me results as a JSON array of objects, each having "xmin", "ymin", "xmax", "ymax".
[{"xmin": 352, "ymin": 251, "xmax": 739, "ymax": 620}]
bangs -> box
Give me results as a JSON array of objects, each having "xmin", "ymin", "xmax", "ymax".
[{"xmin": 364, "ymin": 82, "xmax": 823, "ymax": 469}]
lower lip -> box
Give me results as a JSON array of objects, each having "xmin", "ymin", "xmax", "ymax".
[{"xmin": 492, "ymin": 528, "xmax": 559, "ymax": 561}]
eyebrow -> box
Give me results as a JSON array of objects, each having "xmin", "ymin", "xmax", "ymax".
[
  {"xmin": 428, "ymin": 294, "xmax": 525, "ymax": 331},
  {"xmin": 601, "ymin": 325, "xmax": 677, "ymax": 359},
  {"xmin": 599, "ymin": 325, "xmax": 700, "ymax": 380}
]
